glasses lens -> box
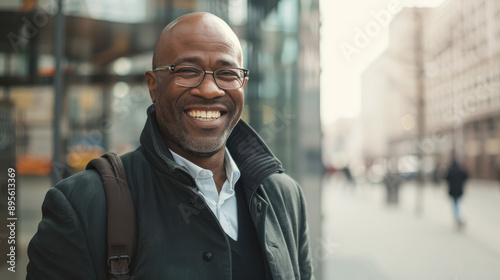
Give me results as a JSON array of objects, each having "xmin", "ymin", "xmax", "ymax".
[
  {"xmin": 215, "ymin": 68, "xmax": 245, "ymax": 89},
  {"xmin": 173, "ymin": 65, "xmax": 204, "ymax": 87}
]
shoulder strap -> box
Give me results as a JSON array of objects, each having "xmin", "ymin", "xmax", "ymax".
[{"xmin": 86, "ymin": 152, "xmax": 135, "ymax": 280}]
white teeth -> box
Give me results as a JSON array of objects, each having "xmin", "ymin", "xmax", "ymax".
[{"xmin": 187, "ymin": 110, "xmax": 221, "ymax": 121}]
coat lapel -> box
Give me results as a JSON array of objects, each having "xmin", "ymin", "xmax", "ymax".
[{"xmin": 250, "ymin": 187, "xmax": 295, "ymax": 280}]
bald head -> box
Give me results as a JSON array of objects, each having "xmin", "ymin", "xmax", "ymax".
[{"xmin": 152, "ymin": 12, "xmax": 243, "ymax": 69}]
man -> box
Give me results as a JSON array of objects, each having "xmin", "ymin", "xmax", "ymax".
[
  {"xmin": 27, "ymin": 12, "xmax": 313, "ymax": 280},
  {"xmin": 445, "ymin": 158, "xmax": 468, "ymax": 230}
]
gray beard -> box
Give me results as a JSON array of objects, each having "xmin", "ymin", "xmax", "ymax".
[{"xmin": 160, "ymin": 117, "xmax": 229, "ymax": 156}]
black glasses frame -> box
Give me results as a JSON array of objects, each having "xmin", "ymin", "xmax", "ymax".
[{"xmin": 152, "ymin": 64, "xmax": 249, "ymax": 90}]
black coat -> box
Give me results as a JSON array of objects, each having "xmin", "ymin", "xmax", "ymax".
[
  {"xmin": 445, "ymin": 161, "xmax": 468, "ymax": 198},
  {"xmin": 27, "ymin": 106, "xmax": 314, "ymax": 280}
]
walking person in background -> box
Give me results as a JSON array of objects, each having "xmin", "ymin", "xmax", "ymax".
[
  {"xmin": 497, "ymin": 168, "xmax": 500, "ymax": 191},
  {"xmin": 445, "ymin": 158, "xmax": 468, "ymax": 230},
  {"xmin": 341, "ymin": 165, "xmax": 356, "ymax": 187}
]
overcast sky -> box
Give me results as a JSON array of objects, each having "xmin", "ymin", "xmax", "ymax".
[{"xmin": 319, "ymin": 0, "xmax": 445, "ymax": 125}]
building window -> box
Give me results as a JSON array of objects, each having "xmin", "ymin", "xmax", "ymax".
[
  {"xmin": 488, "ymin": 117, "xmax": 496, "ymax": 137},
  {"xmin": 473, "ymin": 121, "xmax": 481, "ymax": 140}
]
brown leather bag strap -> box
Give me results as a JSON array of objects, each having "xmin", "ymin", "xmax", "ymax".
[{"xmin": 86, "ymin": 152, "xmax": 135, "ymax": 280}]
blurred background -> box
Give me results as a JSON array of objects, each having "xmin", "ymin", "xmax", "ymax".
[{"xmin": 0, "ymin": 0, "xmax": 499, "ymax": 279}]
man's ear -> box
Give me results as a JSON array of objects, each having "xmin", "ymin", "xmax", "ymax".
[
  {"xmin": 241, "ymin": 77, "xmax": 249, "ymax": 91},
  {"xmin": 145, "ymin": 70, "xmax": 157, "ymax": 103}
]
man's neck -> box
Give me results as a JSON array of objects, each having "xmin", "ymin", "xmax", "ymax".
[{"xmin": 170, "ymin": 145, "xmax": 227, "ymax": 194}]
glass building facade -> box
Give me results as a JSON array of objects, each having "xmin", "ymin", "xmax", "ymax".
[{"xmin": 0, "ymin": 0, "xmax": 320, "ymax": 178}]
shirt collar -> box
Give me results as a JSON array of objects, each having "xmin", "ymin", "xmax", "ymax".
[
  {"xmin": 224, "ymin": 148, "xmax": 241, "ymax": 189},
  {"xmin": 169, "ymin": 147, "xmax": 241, "ymax": 191}
]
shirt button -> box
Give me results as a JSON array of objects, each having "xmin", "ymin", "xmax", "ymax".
[
  {"xmin": 200, "ymin": 171, "xmax": 208, "ymax": 177},
  {"xmin": 257, "ymin": 203, "xmax": 263, "ymax": 212},
  {"xmin": 203, "ymin": 251, "xmax": 213, "ymax": 262}
]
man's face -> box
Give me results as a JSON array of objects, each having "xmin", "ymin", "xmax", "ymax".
[{"xmin": 147, "ymin": 17, "xmax": 246, "ymax": 157}]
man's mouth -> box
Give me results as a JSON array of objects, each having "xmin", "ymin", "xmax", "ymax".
[{"xmin": 187, "ymin": 110, "xmax": 222, "ymax": 121}]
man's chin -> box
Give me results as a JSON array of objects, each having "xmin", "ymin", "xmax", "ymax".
[{"xmin": 181, "ymin": 138, "xmax": 226, "ymax": 157}]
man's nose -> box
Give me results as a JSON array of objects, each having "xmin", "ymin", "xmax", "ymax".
[{"xmin": 190, "ymin": 73, "xmax": 225, "ymax": 99}]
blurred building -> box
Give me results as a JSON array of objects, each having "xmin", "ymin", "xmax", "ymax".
[
  {"xmin": 361, "ymin": 8, "xmax": 426, "ymax": 179},
  {"xmin": 362, "ymin": 0, "xmax": 500, "ymax": 181},
  {"xmin": 423, "ymin": 0, "xmax": 500, "ymax": 179}
]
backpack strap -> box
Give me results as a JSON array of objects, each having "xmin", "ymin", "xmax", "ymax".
[{"xmin": 86, "ymin": 152, "xmax": 135, "ymax": 280}]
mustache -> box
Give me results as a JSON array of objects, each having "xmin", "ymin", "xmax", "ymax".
[{"xmin": 177, "ymin": 97, "xmax": 234, "ymax": 112}]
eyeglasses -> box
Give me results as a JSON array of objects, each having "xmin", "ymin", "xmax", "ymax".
[{"xmin": 153, "ymin": 64, "xmax": 249, "ymax": 90}]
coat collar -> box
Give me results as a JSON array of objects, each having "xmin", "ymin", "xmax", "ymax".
[{"xmin": 140, "ymin": 105, "xmax": 284, "ymax": 203}]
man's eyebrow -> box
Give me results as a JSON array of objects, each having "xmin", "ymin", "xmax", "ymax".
[
  {"xmin": 216, "ymin": 59, "xmax": 237, "ymax": 67},
  {"xmin": 176, "ymin": 56, "xmax": 203, "ymax": 64},
  {"xmin": 176, "ymin": 57, "xmax": 238, "ymax": 67}
]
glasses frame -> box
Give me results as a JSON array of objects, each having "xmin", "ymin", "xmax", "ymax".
[{"xmin": 152, "ymin": 64, "xmax": 250, "ymax": 90}]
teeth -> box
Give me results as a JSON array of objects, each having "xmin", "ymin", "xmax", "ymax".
[{"xmin": 187, "ymin": 110, "xmax": 221, "ymax": 121}]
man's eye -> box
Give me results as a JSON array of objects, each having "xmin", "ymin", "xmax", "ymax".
[
  {"xmin": 217, "ymin": 70, "xmax": 240, "ymax": 77},
  {"xmin": 175, "ymin": 68, "xmax": 202, "ymax": 78},
  {"xmin": 176, "ymin": 68, "xmax": 200, "ymax": 74},
  {"xmin": 219, "ymin": 70, "xmax": 237, "ymax": 75}
]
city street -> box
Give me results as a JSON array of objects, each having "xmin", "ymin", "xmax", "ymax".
[
  {"xmin": 321, "ymin": 175, "xmax": 500, "ymax": 280},
  {"xmin": 2, "ymin": 1, "xmax": 500, "ymax": 280},
  {"xmin": 2, "ymin": 175, "xmax": 500, "ymax": 280}
]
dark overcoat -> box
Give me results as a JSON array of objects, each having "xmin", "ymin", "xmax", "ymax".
[
  {"xmin": 27, "ymin": 106, "xmax": 314, "ymax": 280},
  {"xmin": 445, "ymin": 161, "xmax": 468, "ymax": 198}
]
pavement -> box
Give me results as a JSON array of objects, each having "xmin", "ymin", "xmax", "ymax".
[
  {"xmin": 320, "ymin": 175, "xmax": 500, "ymax": 280},
  {"xmin": 2, "ymin": 175, "xmax": 500, "ymax": 280}
]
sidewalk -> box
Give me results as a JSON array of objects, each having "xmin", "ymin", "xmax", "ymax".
[
  {"xmin": 3, "ymin": 175, "xmax": 500, "ymax": 280},
  {"xmin": 321, "ymin": 176, "xmax": 500, "ymax": 280}
]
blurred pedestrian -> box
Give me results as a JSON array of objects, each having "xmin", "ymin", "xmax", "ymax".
[
  {"xmin": 497, "ymin": 168, "xmax": 500, "ymax": 190},
  {"xmin": 383, "ymin": 171, "xmax": 404, "ymax": 204},
  {"xmin": 342, "ymin": 165, "xmax": 356, "ymax": 187},
  {"xmin": 445, "ymin": 159, "xmax": 468, "ymax": 229},
  {"xmin": 382, "ymin": 159, "xmax": 404, "ymax": 205}
]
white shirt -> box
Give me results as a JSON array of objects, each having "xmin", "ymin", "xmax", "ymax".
[{"xmin": 170, "ymin": 148, "xmax": 241, "ymax": 240}]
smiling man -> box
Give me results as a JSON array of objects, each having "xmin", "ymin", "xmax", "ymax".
[
  {"xmin": 147, "ymin": 13, "xmax": 247, "ymax": 191},
  {"xmin": 27, "ymin": 12, "xmax": 314, "ymax": 280}
]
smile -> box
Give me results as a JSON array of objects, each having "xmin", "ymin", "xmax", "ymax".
[{"xmin": 187, "ymin": 110, "xmax": 222, "ymax": 121}]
